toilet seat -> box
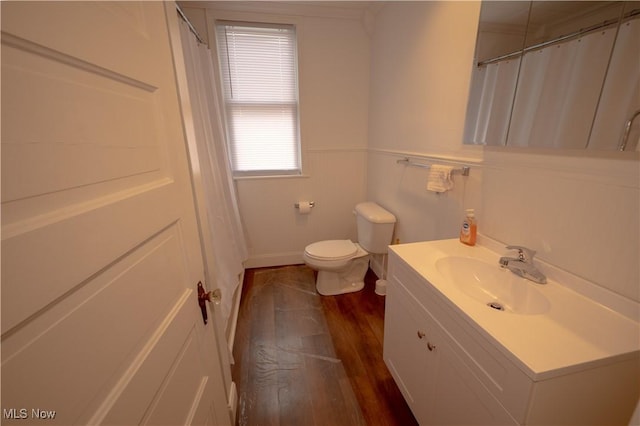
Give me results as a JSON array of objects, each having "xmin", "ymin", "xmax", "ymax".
[
  {"xmin": 304, "ymin": 239, "xmax": 357, "ymax": 261},
  {"xmin": 303, "ymin": 240, "xmax": 370, "ymax": 296}
]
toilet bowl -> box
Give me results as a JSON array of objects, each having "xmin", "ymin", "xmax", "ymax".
[
  {"xmin": 303, "ymin": 202, "xmax": 397, "ymax": 296},
  {"xmin": 303, "ymin": 240, "xmax": 370, "ymax": 296}
]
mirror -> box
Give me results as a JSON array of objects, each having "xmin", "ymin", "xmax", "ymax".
[
  {"xmin": 464, "ymin": 1, "xmax": 529, "ymax": 147},
  {"xmin": 464, "ymin": 1, "xmax": 640, "ymax": 151}
]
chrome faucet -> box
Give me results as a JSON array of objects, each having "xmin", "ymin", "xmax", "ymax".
[{"xmin": 499, "ymin": 245, "xmax": 547, "ymax": 284}]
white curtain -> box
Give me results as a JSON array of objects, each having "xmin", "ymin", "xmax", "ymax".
[
  {"xmin": 178, "ymin": 21, "xmax": 248, "ymax": 326},
  {"xmin": 464, "ymin": 58, "xmax": 519, "ymax": 146},
  {"xmin": 507, "ymin": 26, "xmax": 617, "ymax": 148},
  {"xmin": 469, "ymin": 25, "xmax": 632, "ymax": 149},
  {"xmin": 588, "ymin": 17, "xmax": 640, "ymax": 151}
]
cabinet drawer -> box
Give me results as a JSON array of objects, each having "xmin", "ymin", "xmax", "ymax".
[{"xmin": 388, "ymin": 255, "xmax": 533, "ymax": 423}]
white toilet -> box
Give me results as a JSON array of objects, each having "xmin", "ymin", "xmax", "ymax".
[{"xmin": 303, "ymin": 202, "xmax": 396, "ymax": 296}]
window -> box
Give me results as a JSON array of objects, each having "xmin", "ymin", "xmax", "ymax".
[{"xmin": 216, "ymin": 21, "xmax": 301, "ymax": 176}]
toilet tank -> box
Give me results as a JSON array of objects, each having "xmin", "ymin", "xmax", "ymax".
[{"xmin": 355, "ymin": 202, "xmax": 396, "ymax": 254}]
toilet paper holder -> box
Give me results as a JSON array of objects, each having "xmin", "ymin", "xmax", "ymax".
[{"xmin": 294, "ymin": 201, "xmax": 315, "ymax": 209}]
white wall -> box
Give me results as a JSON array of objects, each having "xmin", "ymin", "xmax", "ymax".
[
  {"xmin": 367, "ymin": 2, "xmax": 640, "ymax": 303},
  {"xmin": 184, "ymin": 1, "xmax": 639, "ymax": 304},
  {"xmin": 367, "ymin": 1, "xmax": 483, "ymax": 241},
  {"xmin": 192, "ymin": 2, "xmax": 371, "ymax": 267}
]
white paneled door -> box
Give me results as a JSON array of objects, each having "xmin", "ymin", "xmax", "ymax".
[{"xmin": 1, "ymin": 2, "xmax": 230, "ymax": 425}]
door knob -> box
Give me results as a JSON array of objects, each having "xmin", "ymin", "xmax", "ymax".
[{"xmin": 197, "ymin": 282, "xmax": 221, "ymax": 324}]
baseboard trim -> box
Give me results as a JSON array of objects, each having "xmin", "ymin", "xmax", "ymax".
[
  {"xmin": 244, "ymin": 252, "xmax": 304, "ymax": 268},
  {"xmin": 245, "ymin": 252, "xmax": 388, "ymax": 281},
  {"xmin": 225, "ymin": 271, "xmax": 244, "ymax": 365},
  {"xmin": 369, "ymin": 253, "xmax": 387, "ymax": 281},
  {"xmin": 228, "ymin": 381, "xmax": 237, "ymax": 425}
]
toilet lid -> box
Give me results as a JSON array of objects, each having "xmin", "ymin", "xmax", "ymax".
[{"xmin": 305, "ymin": 240, "xmax": 357, "ymax": 261}]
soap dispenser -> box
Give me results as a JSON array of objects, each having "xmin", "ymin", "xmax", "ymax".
[{"xmin": 459, "ymin": 209, "xmax": 477, "ymax": 246}]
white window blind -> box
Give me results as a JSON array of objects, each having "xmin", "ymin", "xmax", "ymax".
[{"xmin": 216, "ymin": 21, "xmax": 301, "ymax": 176}]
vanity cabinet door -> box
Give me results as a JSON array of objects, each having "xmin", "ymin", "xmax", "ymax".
[
  {"xmin": 383, "ymin": 281, "xmax": 432, "ymax": 424},
  {"xmin": 429, "ymin": 334, "xmax": 517, "ymax": 425}
]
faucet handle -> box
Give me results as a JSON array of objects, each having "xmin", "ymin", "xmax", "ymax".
[{"xmin": 505, "ymin": 245, "xmax": 536, "ymax": 262}]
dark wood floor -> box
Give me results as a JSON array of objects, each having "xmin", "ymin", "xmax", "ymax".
[{"xmin": 232, "ymin": 264, "xmax": 417, "ymax": 426}]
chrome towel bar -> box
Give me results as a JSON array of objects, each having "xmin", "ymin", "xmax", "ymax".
[{"xmin": 397, "ymin": 157, "xmax": 470, "ymax": 176}]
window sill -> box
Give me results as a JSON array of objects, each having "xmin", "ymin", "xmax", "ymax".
[{"xmin": 233, "ymin": 173, "xmax": 311, "ymax": 181}]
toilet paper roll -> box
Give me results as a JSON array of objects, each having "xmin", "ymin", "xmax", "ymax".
[{"xmin": 297, "ymin": 201, "xmax": 312, "ymax": 214}]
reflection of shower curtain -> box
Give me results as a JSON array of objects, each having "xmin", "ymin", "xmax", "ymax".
[
  {"xmin": 465, "ymin": 58, "xmax": 519, "ymax": 146},
  {"xmin": 469, "ymin": 21, "xmax": 638, "ymax": 150},
  {"xmin": 178, "ymin": 21, "xmax": 248, "ymax": 327},
  {"xmin": 507, "ymin": 27, "xmax": 617, "ymax": 148},
  {"xmin": 589, "ymin": 17, "xmax": 640, "ymax": 151}
]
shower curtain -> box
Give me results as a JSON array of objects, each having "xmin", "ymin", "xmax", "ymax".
[
  {"xmin": 508, "ymin": 26, "xmax": 617, "ymax": 149},
  {"xmin": 468, "ymin": 17, "xmax": 639, "ymax": 150},
  {"xmin": 178, "ymin": 20, "xmax": 248, "ymax": 327},
  {"xmin": 589, "ymin": 17, "xmax": 640, "ymax": 151},
  {"xmin": 465, "ymin": 57, "xmax": 520, "ymax": 146}
]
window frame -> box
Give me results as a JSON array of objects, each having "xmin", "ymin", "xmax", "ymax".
[{"xmin": 214, "ymin": 19, "xmax": 304, "ymax": 178}]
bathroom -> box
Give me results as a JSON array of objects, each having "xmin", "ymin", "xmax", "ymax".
[
  {"xmin": 177, "ymin": 0, "xmax": 639, "ymax": 297},
  {"xmin": 179, "ymin": 0, "xmax": 639, "ymax": 423},
  {"xmin": 1, "ymin": 0, "xmax": 638, "ymax": 424}
]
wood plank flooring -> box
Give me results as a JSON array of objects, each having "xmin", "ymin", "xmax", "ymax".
[{"xmin": 232, "ymin": 265, "xmax": 417, "ymax": 426}]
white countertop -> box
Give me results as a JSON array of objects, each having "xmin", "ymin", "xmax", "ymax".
[{"xmin": 388, "ymin": 238, "xmax": 640, "ymax": 381}]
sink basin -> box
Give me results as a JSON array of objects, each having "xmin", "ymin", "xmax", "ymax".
[{"xmin": 435, "ymin": 256, "xmax": 551, "ymax": 315}]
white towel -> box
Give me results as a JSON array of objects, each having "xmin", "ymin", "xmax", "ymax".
[{"xmin": 426, "ymin": 165, "xmax": 454, "ymax": 193}]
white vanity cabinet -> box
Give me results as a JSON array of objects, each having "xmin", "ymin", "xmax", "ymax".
[
  {"xmin": 383, "ymin": 243, "xmax": 640, "ymax": 426},
  {"xmin": 384, "ymin": 256, "xmax": 518, "ymax": 425}
]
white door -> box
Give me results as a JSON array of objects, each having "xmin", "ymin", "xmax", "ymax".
[{"xmin": 1, "ymin": 2, "xmax": 230, "ymax": 425}]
